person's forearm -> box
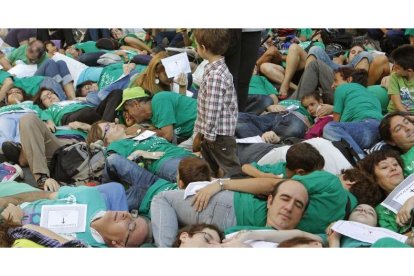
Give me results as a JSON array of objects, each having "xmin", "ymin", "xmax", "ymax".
[
  {"xmin": 0, "ymin": 191, "xmax": 52, "ymax": 209},
  {"xmin": 223, "ymin": 177, "xmax": 284, "ymax": 195},
  {"xmin": 0, "ymin": 77, "xmax": 14, "ymax": 102},
  {"xmin": 0, "ymin": 56, "xmax": 12, "ymax": 71},
  {"xmin": 241, "ymin": 164, "xmax": 266, "ymax": 178}
]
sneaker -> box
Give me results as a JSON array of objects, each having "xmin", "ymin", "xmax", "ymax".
[{"xmin": 0, "ymin": 162, "xmax": 24, "ymax": 182}]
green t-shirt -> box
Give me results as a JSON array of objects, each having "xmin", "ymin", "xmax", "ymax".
[
  {"xmin": 299, "ymin": 29, "xmax": 313, "ymax": 40},
  {"xmin": 151, "ymin": 92, "xmax": 197, "ymax": 140},
  {"xmin": 0, "ymin": 181, "xmax": 40, "ymax": 197},
  {"xmin": 13, "ymin": 76, "xmax": 45, "ymax": 96},
  {"xmin": 251, "ymin": 161, "xmax": 287, "ymax": 178},
  {"xmin": 405, "ymin": 29, "xmax": 414, "ymax": 36},
  {"xmin": 0, "ymin": 70, "xmax": 12, "ymax": 84},
  {"xmin": 387, "ymin": 72, "xmax": 414, "ymax": 114},
  {"xmin": 139, "ymin": 178, "xmax": 178, "ymax": 218},
  {"xmin": 401, "ymin": 146, "xmax": 414, "ymax": 177},
  {"xmin": 75, "ymin": 41, "xmax": 100, "ymax": 53},
  {"xmin": 224, "ymin": 225, "xmax": 273, "ymax": 235},
  {"xmin": 98, "ymin": 63, "xmax": 147, "ymax": 90},
  {"xmin": 248, "ymin": 75, "xmax": 278, "ymax": 96},
  {"xmin": 0, "ymin": 101, "xmax": 43, "ymax": 115},
  {"xmin": 233, "ymin": 192, "xmax": 267, "ymax": 227},
  {"xmin": 376, "ymin": 204, "xmax": 411, "ymax": 234},
  {"xmin": 40, "ymin": 101, "xmax": 93, "ymax": 126},
  {"xmin": 107, "ymin": 136, "xmax": 194, "ymax": 173},
  {"xmin": 367, "ymin": 85, "xmax": 389, "ymax": 115},
  {"xmin": 333, "ymin": 83, "xmax": 383, "ymax": 122},
  {"xmin": 21, "ymin": 186, "xmax": 108, "ymax": 247},
  {"xmin": 280, "ymin": 99, "xmax": 314, "ymax": 125},
  {"xmin": 7, "ymin": 44, "xmax": 47, "ymax": 66},
  {"xmin": 292, "ymin": 170, "xmax": 355, "ymax": 234}
]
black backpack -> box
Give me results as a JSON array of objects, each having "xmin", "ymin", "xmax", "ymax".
[{"xmin": 49, "ymin": 142, "xmax": 106, "ymax": 186}]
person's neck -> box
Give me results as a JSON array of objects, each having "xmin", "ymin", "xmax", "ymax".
[
  {"xmin": 407, "ymin": 72, "xmax": 414, "ymax": 81},
  {"xmin": 206, "ymin": 54, "xmax": 222, "ymax": 64}
]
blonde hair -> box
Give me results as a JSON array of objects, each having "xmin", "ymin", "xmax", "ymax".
[{"xmin": 131, "ymin": 51, "xmax": 170, "ymax": 95}]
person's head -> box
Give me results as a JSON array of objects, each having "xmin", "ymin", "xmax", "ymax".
[
  {"xmin": 44, "ymin": 40, "xmax": 57, "ymax": 55},
  {"xmin": 332, "ymin": 67, "xmax": 355, "ymax": 89},
  {"xmin": 301, "ymin": 92, "xmax": 323, "ymax": 117},
  {"xmin": 348, "ymin": 204, "xmax": 378, "ymax": 227},
  {"xmin": 358, "ymin": 150, "xmax": 404, "ymax": 195},
  {"xmin": 132, "ymin": 51, "xmax": 171, "ymax": 93},
  {"xmin": 177, "ymin": 157, "xmax": 212, "ymax": 189},
  {"xmin": 76, "ymin": 81, "xmax": 98, "ymax": 97},
  {"xmin": 379, "ymin": 111, "xmax": 414, "ymax": 152},
  {"xmin": 193, "ymin": 29, "xmax": 230, "ymax": 58},
  {"xmin": 26, "ymin": 40, "xmax": 45, "ymax": 63},
  {"xmin": 278, "ymin": 236, "xmax": 323, "ymax": 248},
  {"xmin": 266, "ymin": 179, "xmax": 309, "ymax": 230},
  {"xmin": 285, "ymin": 143, "xmax": 325, "ymax": 178},
  {"xmin": 5, "ymin": 87, "xmax": 28, "ymax": 105},
  {"xmin": 172, "ymin": 223, "xmax": 223, "ymax": 248},
  {"xmin": 33, "ymin": 87, "xmax": 60, "ymax": 109},
  {"xmin": 116, "ymin": 87, "xmax": 152, "ymax": 123},
  {"xmin": 95, "ymin": 211, "xmax": 151, "ymax": 247},
  {"xmin": 391, "ymin": 44, "xmax": 414, "ymax": 77},
  {"xmin": 65, "ymin": 45, "xmax": 82, "ymax": 59},
  {"xmin": 0, "ymin": 219, "xmax": 20, "ymax": 248},
  {"xmin": 87, "ymin": 121, "xmax": 126, "ymax": 146},
  {"xmin": 347, "ymin": 43, "xmax": 366, "ymax": 63},
  {"xmin": 350, "ymin": 68, "xmax": 368, "ymax": 87},
  {"xmin": 110, "ymin": 28, "xmax": 124, "ymax": 40}
]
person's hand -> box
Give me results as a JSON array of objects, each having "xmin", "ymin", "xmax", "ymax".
[
  {"xmin": 381, "ymin": 75, "xmax": 390, "ymax": 89},
  {"xmin": 326, "ymin": 222, "xmax": 341, "ymax": 245},
  {"xmin": 127, "ymin": 150, "xmax": 164, "ymax": 161},
  {"xmin": 1, "ymin": 203, "xmax": 24, "ymax": 225},
  {"xmin": 315, "ymin": 104, "xmax": 333, "ymax": 118},
  {"xmin": 46, "ymin": 120, "xmax": 56, "ymax": 133},
  {"xmin": 396, "ymin": 196, "xmax": 414, "ymax": 227},
  {"xmin": 174, "ymin": 72, "xmax": 188, "ymax": 87},
  {"xmin": 191, "ymin": 181, "xmax": 221, "ymax": 212},
  {"xmin": 261, "ymin": 131, "xmax": 281, "ymax": 144},
  {"xmin": 68, "ymin": 121, "xmax": 90, "ymax": 131},
  {"xmin": 223, "ymin": 230, "xmax": 253, "ymax": 244},
  {"xmin": 123, "ymin": 62, "xmax": 136, "ymax": 75},
  {"xmin": 43, "ymin": 178, "xmax": 61, "ymax": 192},
  {"xmin": 267, "ymin": 104, "xmax": 286, "ymax": 113}
]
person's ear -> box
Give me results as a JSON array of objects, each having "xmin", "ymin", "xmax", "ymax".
[
  {"xmin": 266, "ymin": 194, "xmax": 274, "ymax": 209},
  {"xmin": 294, "ymin": 168, "xmax": 306, "ymax": 176},
  {"xmin": 180, "ymin": 232, "xmax": 189, "ymax": 243},
  {"xmin": 178, "ymin": 179, "xmax": 185, "ymax": 189}
]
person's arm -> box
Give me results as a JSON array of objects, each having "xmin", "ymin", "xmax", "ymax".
[
  {"xmin": 0, "ymin": 191, "xmax": 53, "ymax": 209},
  {"xmin": 153, "ymin": 125, "xmax": 174, "ymax": 141},
  {"xmin": 223, "ymin": 229, "xmax": 323, "ymax": 244},
  {"xmin": 22, "ymin": 224, "xmax": 69, "ymax": 243},
  {"xmin": 0, "ymin": 76, "xmax": 14, "ymax": 102},
  {"xmin": 241, "ymin": 164, "xmax": 282, "ymax": 178},
  {"xmin": 0, "ymin": 51, "xmax": 13, "ymax": 71},
  {"xmin": 396, "ymin": 196, "xmax": 414, "ymax": 226},
  {"xmin": 68, "ymin": 121, "xmax": 91, "ymax": 132},
  {"xmin": 390, "ymin": 94, "xmax": 408, "ymax": 112},
  {"xmin": 333, "ymin": 112, "xmax": 341, "ymax": 122}
]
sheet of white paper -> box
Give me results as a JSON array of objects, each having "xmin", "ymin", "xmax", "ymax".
[
  {"xmin": 381, "ymin": 172, "xmax": 414, "ymax": 213},
  {"xmin": 52, "ymin": 53, "xmax": 88, "ymax": 86},
  {"xmin": 184, "ymin": 181, "xmax": 212, "ymax": 199},
  {"xmin": 161, "ymin": 52, "xmax": 191, "ymax": 78},
  {"xmin": 225, "ymin": 230, "xmax": 278, "ymax": 248},
  {"xmin": 133, "ymin": 130, "xmax": 156, "ymax": 141},
  {"xmin": 332, "ymin": 220, "xmax": 407, "ymax": 244},
  {"xmin": 236, "ymin": 136, "xmax": 264, "ymax": 144},
  {"xmin": 8, "ymin": 63, "xmax": 38, "ymax": 78},
  {"xmin": 40, "ymin": 204, "xmax": 87, "ymax": 234}
]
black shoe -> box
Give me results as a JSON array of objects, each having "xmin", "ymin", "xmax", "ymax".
[
  {"xmin": 2, "ymin": 142, "xmax": 22, "ymax": 164},
  {"xmin": 36, "ymin": 174, "xmax": 48, "ymax": 190}
]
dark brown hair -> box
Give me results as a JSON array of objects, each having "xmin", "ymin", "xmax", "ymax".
[
  {"xmin": 33, "ymin": 87, "xmax": 58, "ymax": 109},
  {"xmin": 171, "ymin": 223, "xmax": 224, "ymax": 247},
  {"xmin": 193, "ymin": 29, "xmax": 230, "ymax": 56},
  {"xmin": 178, "ymin": 157, "xmax": 212, "ymax": 188},
  {"xmin": 286, "ymin": 143, "xmax": 325, "ymax": 173}
]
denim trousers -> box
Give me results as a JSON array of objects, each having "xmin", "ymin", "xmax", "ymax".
[
  {"xmin": 244, "ymin": 94, "xmax": 274, "ymax": 115},
  {"xmin": 323, "ymin": 118, "xmax": 381, "ymax": 157},
  {"xmin": 40, "ymin": 76, "xmax": 67, "ymax": 100},
  {"xmin": 35, "ymin": 59, "xmax": 73, "ymax": 85},
  {"xmin": 150, "ymin": 189, "xmax": 236, "ymax": 247},
  {"xmin": 103, "ymin": 154, "xmax": 160, "ymax": 211}
]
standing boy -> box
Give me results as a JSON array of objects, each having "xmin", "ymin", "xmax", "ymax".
[{"xmin": 192, "ymin": 29, "xmax": 241, "ymax": 178}]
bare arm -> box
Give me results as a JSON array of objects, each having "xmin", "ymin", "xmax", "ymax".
[
  {"xmin": 0, "ymin": 77, "xmax": 14, "ymax": 102},
  {"xmin": 223, "ymin": 229, "xmax": 323, "ymax": 244},
  {"xmin": 0, "ymin": 53, "xmax": 12, "ymax": 71},
  {"xmin": 241, "ymin": 164, "xmax": 282, "ymax": 178},
  {"xmin": 153, "ymin": 125, "xmax": 174, "ymax": 142},
  {"xmin": 390, "ymin": 94, "xmax": 408, "ymax": 112},
  {"xmin": 0, "ymin": 191, "xmax": 53, "ymax": 209}
]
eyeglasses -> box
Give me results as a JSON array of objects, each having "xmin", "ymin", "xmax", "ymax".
[
  {"xmin": 194, "ymin": 231, "xmax": 215, "ymax": 244},
  {"xmin": 124, "ymin": 210, "xmax": 138, "ymax": 247},
  {"xmin": 102, "ymin": 123, "xmax": 110, "ymax": 141}
]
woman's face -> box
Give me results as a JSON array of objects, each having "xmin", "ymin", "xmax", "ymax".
[
  {"xmin": 111, "ymin": 29, "xmax": 124, "ymax": 40},
  {"xmin": 302, "ymin": 96, "xmax": 322, "ymax": 117},
  {"xmin": 388, "ymin": 115, "xmax": 414, "ymax": 152},
  {"xmin": 98, "ymin": 122, "xmax": 125, "ymax": 145},
  {"xmin": 179, "ymin": 227, "xmax": 221, "ymax": 248},
  {"xmin": 6, "ymin": 88, "xmax": 24, "ymax": 105},
  {"xmin": 40, "ymin": 89, "xmax": 60, "ymax": 108},
  {"xmin": 374, "ymin": 157, "xmax": 404, "ymax": 194},
  {"xmin": 349, "ymin": 204, "xmax": 377, "ymax": 227}
]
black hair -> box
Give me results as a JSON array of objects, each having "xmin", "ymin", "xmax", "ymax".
[
  {"xmin": 285, "ymin": 143, "xmax": 325, "ymax": 173},
  {"xmin": 391, "ymin": 44, "xmax": 414, "ymax": 70}
]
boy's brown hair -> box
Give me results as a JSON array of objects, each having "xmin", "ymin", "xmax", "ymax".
[{"xmin": 193, "ymin": 29, "xmax": 230, "ymax": 56}]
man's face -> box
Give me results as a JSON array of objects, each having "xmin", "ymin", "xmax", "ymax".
[
  {"xmin": 266, "ymin": 180, "xmax": 308, "ymax": 230},
  {"xmin": 100, "ymin": 211, "xmax": 149, "ymax": 247},
  {"xmin": 124, "ymin": 100, "xmax": 149, "ymax": 123},
  {"xmin": 349, "ymin": 204, "xmax": 377, "ymax": 227},
  {"xmin": 348, "ymin": 45, "xmax": 364, "ymax": 63},
  {"xmin": 26, "ymin": 41, "xmax": 45, "ymax": 62},
  {"xmin": 393, "ymin": 64, "xmax": 410, "ymax": 78},
  {"xmin": 179, "ymin": 227, "xmax": 221, "ymax": 248},
  {"xmin": 332, "ymin": 72, "xmax": 348, "ymax": 90}
]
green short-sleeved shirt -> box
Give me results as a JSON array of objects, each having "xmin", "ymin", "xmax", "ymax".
[
  {"xmin": 280, "ymin": 99, "xmax": 314, "ymax": 124},
  {"xmin": 299, "ymin": 29, "xmax": 314, "ymax": 40},
  {"xmin": 333, "ymin": 83, "xmax": 383, "ymax": 122},
  {"xmin": 387, "ymin": 72, "xmax": 414, "ymax": 114},
  {"xmin": 97, "ymin": 63, "xmax": 147, "ymax": 90},
  {"xmin": 0, "ymin": 101, "xmax": 43, "ymax": 115},
  {"xmin": 0, "ymin": 181, "xmax": 40, "ymax": 197},
  {"xmin": 107, "ymin": 136, "xmax": 194, "ymax": 173},
  {"xmin": 405, "ymin": 29, "xmax": 414, "ymax": 36},
  {"xmin": 292, "ymin": 170, "xmax": 355, "ymax": 234},
  {"xmin": 401, "ymin": 146, "xmax": 414, "ymax": 177},
  {"xmin": 139, "ymin": 179, "xmax": 177, "ymax": 218},
  {"xmin": 40, "ymin": 101, "xmax": 93, "ymax": 126},
  {"xmin": 376, "ymin": 204, "xmax": 411, "ymax": 234},
  {"xmin": 151, "ymin": 92, "xmax": 197, "ymax": 139},
  {"xmin": 233, "ymin": 192, "xmax": 268, "ymax": 227},
  {"xmin": 248, "ymin": 75, "xmax": 278, "ymax": 96},
  {"xmin": 250, "ymin": 161, "xmax": 287, "ymax": 177},
  {"xmin": 13, "ymin": 76, "xmax": 45, "ymax": 96},
  {"xmin": 75, "ymin": 41, "xmax": 100, "ymax": 53},
  {"xmin": 7, "ymin": 44, "xmax": 47, "ymax": 66},
  {"xmin": 367, "ymin": 85, "xmax": 389, "ymax": 115},
  {"xmin": 0, "ymin": 70, "xmax": 12, "ymax": 84}
]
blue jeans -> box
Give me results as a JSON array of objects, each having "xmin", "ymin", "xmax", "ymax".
[
  {"xmin": 35, "ymin": 59, "xmax": 73, "ymax": 85},
  {"xmin": 236, "ymin": 112, "xmax": 307, "ymax": 139},
  {"xmin": 323, "ymin": 118, "xmax": 381, "ymax": 157},
  {"xmin": 244, "ymin": 95, "xmax": 274, "ymax": 115},
  {"xmin": 96, "ymin": 182, "xmax": 128, "ymax": 211},
  {"xmin": 307, "ymin": 46, "xmax": 373, "ymax": 71},
  {"xmin": 86, "ymin": 29, "xmax": 111, "ymax": 41},
  {"xmin": 151, "ymin": 189, "xmax": 236, "ymax": 247},
  {"xmin": 103, "ymin": 154, "xmax": 160, "ymax": 211},
  {"xmin": 157, "ymin": 156, "xmax": 186, "ymax": 182},
  {"xmin": 40, "ymin": 76, "xmax": 67, "ymax": 100}
]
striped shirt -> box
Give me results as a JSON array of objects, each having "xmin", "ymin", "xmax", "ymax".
[{"xmin": 194, "ymin": 57, "xmax": 238, "ymax": 141}]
